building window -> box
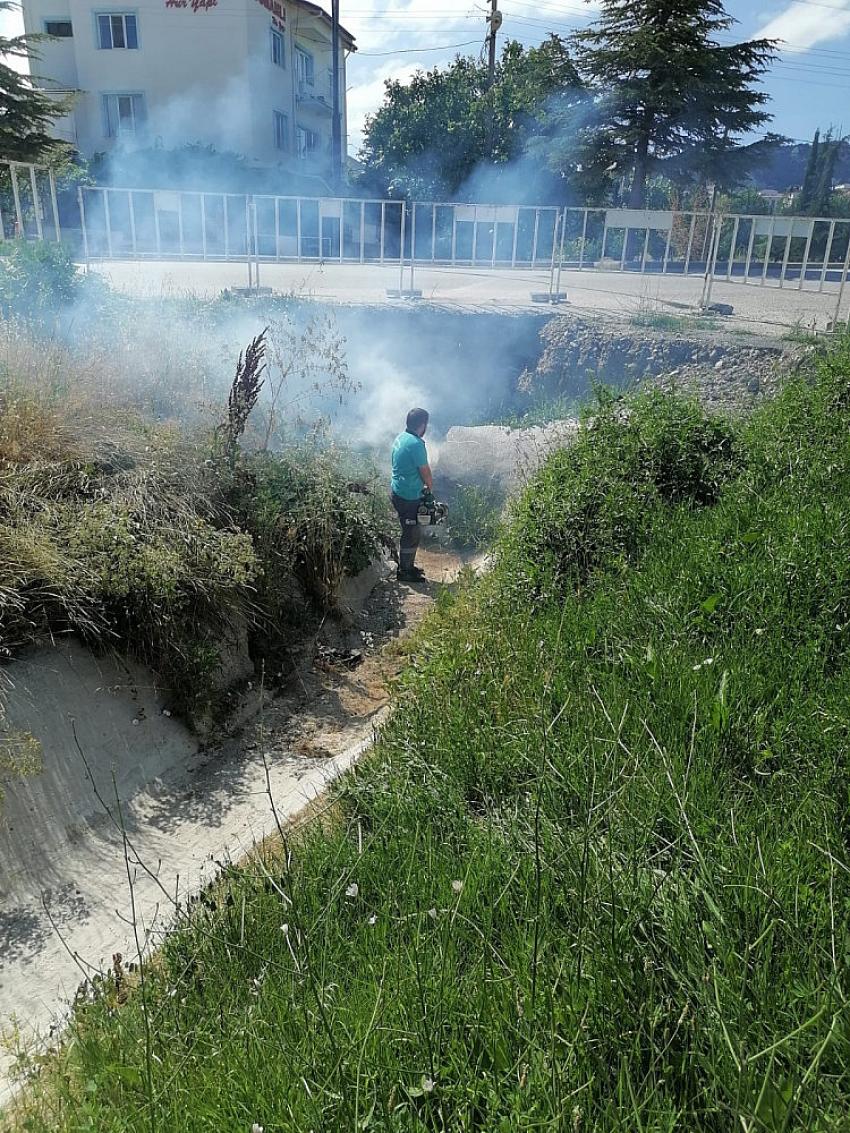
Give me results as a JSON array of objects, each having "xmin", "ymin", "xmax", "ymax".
[
  {"xmin": 296, "ymin": 126, "xmax": 319, "ymax": 160},
  {"xmin": 273, "ymin": 110, "xmax": 288, "ymax": 151},
  {"xmin": 295, "ymin": 46, "xmax": 314, "ymax": 87},
  {"xmin": 102, "ymin": 92, "xmax": 146, "ymax": 138},
  {"xmin": 97, "ymin": 12, "xmax": 138, "ymax": 49},
  {"xmin": 270, "ymin": 27, "xmax": 284, "ymax": 67},
  {"xmin": 44, "ymin": 19, "xmax": 73, "ymax": 36}
]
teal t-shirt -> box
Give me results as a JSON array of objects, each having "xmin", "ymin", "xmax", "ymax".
[{"xmin": 391, "ymin": 430, "xmax": 428, "ymax": 500}]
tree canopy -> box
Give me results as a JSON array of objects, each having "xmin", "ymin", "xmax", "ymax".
[
  {"xmin": 0, "ymin": 2, "xmax": 72, "ymax": 162},
  {"xmin": 360, "ymin": 1, "xmax": 784, "ymax": 208},
  {"xmin": 798, "ymin": 128, "xmax": 842, "ymax": 216},
  {"xmin": 358, "ymin": 36, "xmax": 583, "ymax": 201},
  {"xmin": 553, "ymin": 0, "xmax": 779, "ymax": 207}
]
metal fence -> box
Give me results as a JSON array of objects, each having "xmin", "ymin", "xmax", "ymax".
[
  {"xmin": 0, "ymin": 161, "xmax": 64, "ymax": 242},
  {"xmin": 6, "ymin": 159, "xmax": 850, "ymax": 305}
]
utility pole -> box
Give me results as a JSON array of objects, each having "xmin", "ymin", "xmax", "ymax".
[
  {"xmin": 486, "ymin": 0, "xmax": 501, "ymax": 89},
  {"xmin": 331, "ymin": 0, "xmax": 342, "ymax": 191}
]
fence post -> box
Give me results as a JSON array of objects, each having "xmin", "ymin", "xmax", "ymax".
[
  {"xmin": 103, "ymin": 188, "xmax": 113, "ymax": 259},
  {"xmin": 832, "ymin": 224, "xmax": 850, "ymax": 326},
  {"xmin": 78, "ymin": 186, "xmax": 89, "ymax": 269},
  {"xmin": 10, "ymin": 165, "xmax": 24, "ymax": 236},
  {"xmin": 409, "ymin": 202, "xmax": 416, "ymax": 293},
  {"xmin": 245, "ymin": 197, "xmax": 252, "ymax": 287},
  {"xmin": 726, "ymin": 216, "xmax": 740, "ymax": 282},
  {"xmin": 252, "ymin": 198, "xmax": 260, "ymax": 289},
  {"xmin": 555, "ymin": 208, "xmax": 567, "ymax": 296},
  {"xmin": 700, "ymin": 213, "xmax": 722, "ymax": 310},
  {"xmin": 398, "ymin": 200, "xmax": 406, "ymax": 294},
  {"xmin": 29, "ymin": 165, "xmax": 43, "ymax": 240},
  {"xmin": 48, "ymin": 169, "xmax": 61, "ymax": 243}
]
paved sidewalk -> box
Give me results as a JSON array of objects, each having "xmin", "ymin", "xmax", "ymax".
[{"xmin": 89, "ymin": 259, "xmax": 848, "ymax": 335}]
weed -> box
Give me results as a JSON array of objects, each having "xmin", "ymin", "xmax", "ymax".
[
  {"xmin": 445, "ymin": 482, "xmax": 504, "ymax": 550},
  {"xmin": 782, "ymin": 318, "xmax": 823, "ymax": 346},
  {"xmin": 630, "ymin": 309, "xmax": 718, "ymax": 333},
  {"xmin": 0, "ymin": 240, "xmax": 80, "ymax": 320}
]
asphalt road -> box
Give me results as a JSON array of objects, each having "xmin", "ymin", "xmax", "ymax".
[{"xmin": 88, "ymin": 258, "xmax": 849, "ymax": 335}]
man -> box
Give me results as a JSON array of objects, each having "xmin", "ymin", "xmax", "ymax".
[{"xmin": 390, "ymin": 407, "xmax": 433, "ymax": 582}]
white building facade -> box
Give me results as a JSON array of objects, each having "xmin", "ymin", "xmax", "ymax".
[{"xmin": 22, "ymin": 0, "xmax": 354, "ymax": 175}]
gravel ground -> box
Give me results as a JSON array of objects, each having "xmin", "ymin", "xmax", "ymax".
[{"xmin": 526, "ymin": 314, "xmax": 811, "ymax": 415}]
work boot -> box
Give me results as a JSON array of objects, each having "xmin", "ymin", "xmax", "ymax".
[{"xmin": 397, "ymin": 564, "xmax": 426, "ymax": 582}]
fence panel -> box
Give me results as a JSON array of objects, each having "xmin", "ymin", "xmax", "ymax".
[{"xmin": 0, "ymin": 166, "xmax": 844, "ymax": 313}]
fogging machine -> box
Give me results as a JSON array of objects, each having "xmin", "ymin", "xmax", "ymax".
[{"xmin": 418, "ymin": 489, "xmax": 449, "ymax": 526}]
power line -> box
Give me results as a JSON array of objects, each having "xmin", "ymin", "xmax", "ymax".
[{"xmin": 358, "ymin": 38, "xmax": 481, "ymax": 56}]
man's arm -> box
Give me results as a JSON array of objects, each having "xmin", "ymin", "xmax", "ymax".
[{"xmin": 419, "ymin": 463, "xmax": 433, "ymax": 492}]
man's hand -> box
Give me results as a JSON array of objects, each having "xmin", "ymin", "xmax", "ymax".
[{"xmin": 419, "ymin": 463, "xmax": 433, "ymax": 492}]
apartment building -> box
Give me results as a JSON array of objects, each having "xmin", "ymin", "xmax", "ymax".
[{"xmin": 22, "ymin": 0, "xmax": 354, "ymax": 174}]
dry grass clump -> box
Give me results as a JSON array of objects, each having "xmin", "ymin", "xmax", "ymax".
[
  {"xmin": 0, "ymin": 318, "xmax": 392, "ymax": 721},
  {"xmin": 0, "ymin": 327, "xmax": 259, "ymax": 718}
]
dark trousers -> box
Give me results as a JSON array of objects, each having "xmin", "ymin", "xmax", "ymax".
[{"xmin": 391, "ymin": 492, "xmax": 421, "ymax": 571}]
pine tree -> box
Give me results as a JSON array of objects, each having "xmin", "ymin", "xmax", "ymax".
[
  {"xmin": 570, "ymin": 0, "xmax": 776, "ymax": 207},
  {"xmin": 812, "ymin": 129, "xmax": 839, "ymax": 217},
  {"xmin": 0, "ymin": 1, "xmax": 73, "ymax": 161},
  {"xmin": 798, "ymin": 128, "xmax": 820, "ymax": 213}
]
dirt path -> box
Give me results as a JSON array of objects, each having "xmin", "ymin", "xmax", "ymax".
[
  {"xmin": 0, "ymin": 539, "xmax": 466, "ymax": 1103},
  {"xmin": 260, "ymin": 541, "xmax": 466, "ymax": 765}
]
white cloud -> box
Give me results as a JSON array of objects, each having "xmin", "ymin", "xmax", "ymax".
[
  {"xmin": 343, "ymin": 0, "xmax": 602, "ymax": 153},
  {"xmin": 757, "ymin": 0, "xmax": 850, "ymax": 52},
  {"xmin": 347, "ymin": 61, "xmax": 420, "ymax": 154},
  {"xmin": 1, "ymin": 4, "xmax": 27, "ymax": 73},
  {"xmin": 344, "ymin": 0, "xmax": 482, "ymax": 154}
]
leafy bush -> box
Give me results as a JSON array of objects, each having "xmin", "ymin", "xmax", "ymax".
[
  {"xmin": 445, "ymin": 481, "xmax": 504, "ymax": 550},
  {"xmin": 244, "ymin": 447, "xmax": 392, "ymax": 603},
  {"xmin": 0, "ymin": 239, "xmax": 80, "ymax": 318},
  {"xmin": 503, "ymin": 388, "xmax": 739, "ymax": 596},
  {"xmin": 0, "ymin": 432, "xmax": 259, "ymax": 716}
]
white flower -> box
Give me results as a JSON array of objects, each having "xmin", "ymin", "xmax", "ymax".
[
  {"xmin": 422, "ymin": 1077, "xmax": 435, "ymax": 1093},
  {"xmin": 368, "ymin": 915, "xmax": 377, "ymax": 925},
  {"xmin": 280, "ymin": 923, "xmax": 289, "ymax": 936},
  {"xmin": 451, "ymin": 880, "xmax": 463, "ymax": 894},
  {"xmin": 345, "ymin": 882, "xmax": 359, "ymax": 899},
  {"xmin": 252, "ymin": 1125, "xmax": 264, "ymax": 1133},
  {"xmin": 427, "ymin": 907, "xmax": 437, "ymax": 919}
]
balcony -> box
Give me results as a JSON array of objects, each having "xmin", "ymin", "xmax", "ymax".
[{"xmin": 296, "ymin": 80, "xmax": 333, "ymax": 114}]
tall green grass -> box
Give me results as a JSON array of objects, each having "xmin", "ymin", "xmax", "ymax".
[{"xmin": 11, "ymin": 342, "xmax": 850, "ymax": 1131}]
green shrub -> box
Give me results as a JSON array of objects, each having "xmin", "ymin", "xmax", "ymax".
[
  {"xmin": 242, "ymin": 447, "xmax": 391, "ymax": 599},
  {"xmin": 502, "ymin": 388, "xmax": 739, "ymax": 596},
  {"xmin": 0, "ymin": 239, "xmax": 80, "ymax": 318},
  {"xmin": 445, "ymin": 482, "xmax": 504, "ymax": 550},
  {"xmin": 0, "ymin": 444, "xmax": 259, "ymax": 716}
]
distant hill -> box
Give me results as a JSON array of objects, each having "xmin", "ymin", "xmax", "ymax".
[{"xmin": 749, "ymin": 140, "xmax": 850, "ymax": 191}]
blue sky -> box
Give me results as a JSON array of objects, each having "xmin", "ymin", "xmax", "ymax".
[
  {"xmin": 341, "ymin": 0, "xmax": 850, "ymax": 154},
  {"xmin": 4, "ymin": 1, "xmax": 850, "ymax": 155}
]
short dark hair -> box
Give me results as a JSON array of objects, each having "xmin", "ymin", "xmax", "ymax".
[{"xmin": 406, "ymin": 407, "xmax": 429, "ymax": 433}]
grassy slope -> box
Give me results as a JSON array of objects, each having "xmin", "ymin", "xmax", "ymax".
[{"xmin": 12, "ymin": 345, "xmax": 850, "ymax": 1132}]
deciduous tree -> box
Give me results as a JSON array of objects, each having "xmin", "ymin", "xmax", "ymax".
[{"xmin": 359, "ymin": 36, "xmax": 582, "ymax": 200}]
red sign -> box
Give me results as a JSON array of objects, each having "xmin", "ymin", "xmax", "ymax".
[{"xmin": 165, "ymin": 0, "xmax": 218, "ymax": 10}]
